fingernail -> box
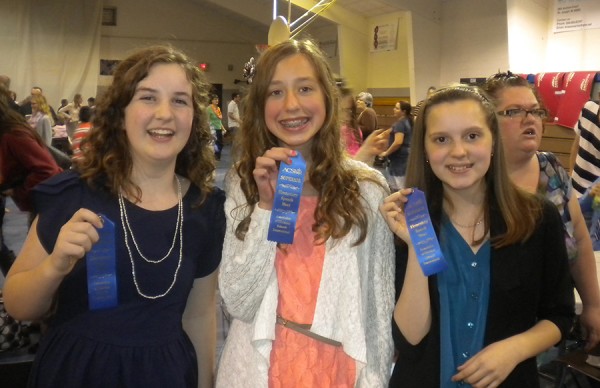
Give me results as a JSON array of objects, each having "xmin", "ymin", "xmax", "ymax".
[
  {"xmin": 291, "ymin": 150, "xmax": 297, "ymax": 156},
  {"xmin": 97, "ymin": 214, "xmax": 104, "ymax": 226}
]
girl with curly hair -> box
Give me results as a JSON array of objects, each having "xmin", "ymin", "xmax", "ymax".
[
  {"xmin": 216, "ymin": 39, "xmax": 395, "ymax": 387},
  {"xmin": 4, "ymin": 45, "xmax": 225, "ymax": 388}
]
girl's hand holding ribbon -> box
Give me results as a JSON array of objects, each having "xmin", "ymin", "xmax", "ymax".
[
  {"xmin": 380, "ymin": 188, "xmax": 413, "ymax": 244},
  {"xmin": 253, "ymin": 147, "xmax": 297, "ymax": 210},
  {"xmin": 49, "ymin": 208, "xmax": 103, "ymax": 276}
]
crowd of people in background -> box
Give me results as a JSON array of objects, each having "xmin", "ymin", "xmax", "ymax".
[{"xmin": 2, "ymin": 37, "xmax": 600, "ymax": 388}]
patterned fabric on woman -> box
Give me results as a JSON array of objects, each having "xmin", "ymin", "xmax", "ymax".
[{"xmin": 536, "ymin": 151, "xmax": 577, "ymax": 260}]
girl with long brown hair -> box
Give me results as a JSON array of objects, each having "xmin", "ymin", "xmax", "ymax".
[{"xmin": 217, "ymin": 39, "xmax": 395, "ymax": 387}]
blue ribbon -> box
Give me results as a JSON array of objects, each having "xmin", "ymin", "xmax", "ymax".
[
  {"xmin": 86, "ymin": 214, "xmax": 118, "ymax": 310},
  {"xmin": 405, "ymin": 189, "xmax": 447, "ymax": 276},
  {"xmin": 267, "ymin": 153, "xmax": 307, "ymax": 244}
]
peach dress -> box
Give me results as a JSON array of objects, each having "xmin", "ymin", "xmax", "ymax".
[{"xmin": 268, "ymin": 196, "xmax": 356, "ymax": 388}]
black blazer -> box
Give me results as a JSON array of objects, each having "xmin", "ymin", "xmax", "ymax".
[{"xmin": 389, "ymin": 199, "xmax": 575, "ymax": 388}]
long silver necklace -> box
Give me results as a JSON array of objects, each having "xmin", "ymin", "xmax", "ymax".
[{"xmin": 119, "ymin": 176, "xmax": 183, "ymax": 299}]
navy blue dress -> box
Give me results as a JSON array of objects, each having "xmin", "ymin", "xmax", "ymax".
[{"xmin": 28, "ymin": 171, "xmax": 225, "ymax": 388}]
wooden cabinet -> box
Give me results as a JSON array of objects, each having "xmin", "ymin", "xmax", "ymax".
[{"xmin": 540, "ymin": 123, "xmax": 575, "ymax": 171}]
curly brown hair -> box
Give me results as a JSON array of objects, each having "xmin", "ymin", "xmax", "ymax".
[
  {"xmin": 77, "ymin": 45, "xmax": 215, "ymax": 204},
  {"xmin": 233, "ymin": 39, "xmax": 382, "ymax": 245}
]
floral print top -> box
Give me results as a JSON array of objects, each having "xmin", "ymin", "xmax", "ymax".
[{"xmin": 537, "ymin": 151, "xmax": 577, "ymax": 260}]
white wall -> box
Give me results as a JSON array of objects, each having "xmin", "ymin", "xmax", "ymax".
[
  {"xmin": 439, "ymin": 0, "xmax": 509, "ymax": 85},
  {"xmin": 367, "ymin": 12, "xmax": 411, "ymax": 92},
  {"xmin": 409, "ymin": 12, "xmax": 442, "ymax": 102},
  {"xmin": 544, "ymin": 1, "xmax": 600, "ymax": 72},
  {"xmin": 507, "ymin": 0, "xmax": 549, "ymax": 73},
  {"xmin": 337, "ymin": 24, "xmax": 369, "ymax": 92}
]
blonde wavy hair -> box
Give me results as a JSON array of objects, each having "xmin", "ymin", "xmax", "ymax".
[
  {"xmin": 233, "ymin": 39, "xmax": 382, "ymax": 245},
  {"xmin": 31, "ymin": 94, "xmax": 54, "ymax": 126}
]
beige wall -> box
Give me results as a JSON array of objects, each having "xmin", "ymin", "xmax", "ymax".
[
  {"xmin": 367, "ymin": 12, "xmax": 411, "ymax": 93},
  {"xmin": 507, "ymin": 0, "xmax": 548, "ymax": 73},
  {"xmin": 5, "ymin": 0, "xmax": 600, "ymax": 107},
  {"xmin": 439, "ymin": 0, "xmax": 509, "ymax": 86},
  {"xmin": 99, "ymin": 0, "xmax": 266, "ymax": 97}
]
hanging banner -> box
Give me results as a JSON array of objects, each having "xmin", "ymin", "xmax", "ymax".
[
  {"xmin": 370, "ymin": 22, "xmax": 398, "ymax": 52},
  {"xmin": 553, "ymin": 0, "xmax": 600, "ymax": 33},
  {"xmin": 535, "ymin": 72, "xmax": 565, "ymax": 121},
  {"xmin": 555, "ymin": 71, "xmax": 597, "ymax": 128}
]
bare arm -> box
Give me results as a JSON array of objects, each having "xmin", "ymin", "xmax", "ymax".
[
  {"xmin": 452, "ymin": 320, "xmax": 561, "ymax": 386},
  {"xmin": 380, "ymin": 189, "xmax": 432, "ymax": 343},
  {"xmin": 353, "ymin": 128, "xmax": 391, "ymax": 166},
  {"xmin": 183, "ymin": 271, "xmax": 218, "ymax": 388},
  {"xmin": 394, "ymin": 245, "xmax": 431, "ymax": 343},
  {"xmin": 3, "ymin": 210, "xmax": 102, "ymax": 320},
  {"xmin": 381, "ymin": 132, "xmax": 405, "ymax": 158}
]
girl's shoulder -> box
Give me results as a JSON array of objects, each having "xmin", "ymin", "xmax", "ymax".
[
  {"xmin": 33, "ymin": 169, "xmax": 83, "ymax": 198},
  {"xmin": 344, "ymin": 158, "xmax": 389, "ymax": 196}
]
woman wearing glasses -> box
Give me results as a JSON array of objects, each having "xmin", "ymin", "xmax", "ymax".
[{"xmin": 484, "ymin": 72, "xmax": 600, "ymax": 352}]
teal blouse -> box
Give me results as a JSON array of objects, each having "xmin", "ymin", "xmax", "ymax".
[{"xmin": 438, "ymin": 215, "xmax": 491, "ymax": 387}]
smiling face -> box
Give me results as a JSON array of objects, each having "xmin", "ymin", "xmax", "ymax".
[
  {"xmin": 124, "ymin": 63, "xmax": 194, "ymax": 169},
  {"xmin": 494, "ymin": 86, "xmax": 543, "ymax": 162},
  {"xmin": 264, "ymin": 53, "xmax": 326, "ymax": 156},
  {"xmin": 425, "ymin": 99, "xmax": 493, "ymax": 194}
]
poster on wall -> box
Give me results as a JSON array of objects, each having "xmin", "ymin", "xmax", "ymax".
[
  {"xmin": 370, "ymin": 22, "xmax": 398, "ymax": 52},
  {"xmin": 553, "ymin": 0, "xmax": 600, "ymax": 33}
]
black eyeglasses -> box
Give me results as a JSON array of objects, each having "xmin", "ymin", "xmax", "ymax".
[{"xmin": 496, "ymin": 108, "xmax": 548, "ymax": 120}]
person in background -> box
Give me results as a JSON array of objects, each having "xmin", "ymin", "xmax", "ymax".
[
  {"xmin": 0, "ymin": 86, "xmax": 61, "ymax": 274},
  {"xmin": 412, "ymin": 86, "xmax": 436, "ymax": 120},
  {"xmin": 483, "ymin": 71, "xmax": 600, "ymax": 352},
  {"xmin": 356, "ymin": 91, "xmax": 378, "ymax": 139},
  {"xmin": 380, "ymin": 101, "xmax": 413, "ymax": 191},
  {"xmin": 20, "ymin": 86, "xmax": 58, "ymax": 124},
  {"xmin": 216, "ymin": 39, "xmax": 394, "ymax": 387},
  {"xmin": 58, "ymin": 98, "xmax": 69, "ymax": 111},
  {"xmin": 28, "ymin": 94, "xmax": 54, "ymax": 146},
  {"xmin": 208, "ymin": 94, "xmax": 226, "ymax": 160},
  {"xmin": 570, "ymin": 99, "xmax": 600, "ymax": 198},
  {"xmin": 58, "ymin": 93, "xmax": 83, "ymax": 139},
  {"xmin": 56, "ymin": 99, "xmax": 69, "ymax": 125},
  {"xmin": 382, "ymin": 85, "xmax": 574, "ymax": 387},
  {"xmin": 50, "ymin": 120, "xmax": 71, "ymax": 156},
  {"xmin": 71, "ymin": 105, "xmax": 92, "ymax": 162},
  {"xmin": 3, "ymin": 45, "xmax": 225, "ymax": 388},
  {"xmin": 339, "ymin": 87, "xmax": 362, "ymax": 156},
  {"xmin": 578, "ymin": 178, "xmax": 600, "ymax": 251},
  {"xmin": 339, "ymin": 87, "xmax": 390, "ymax": 166},
  {"xmin": 0, "ymin": 75, "xmax": 21, "ymax": 113},
  {"xmin": 227, "ymin": 92, "xmax": 241, "ymax": 138}
]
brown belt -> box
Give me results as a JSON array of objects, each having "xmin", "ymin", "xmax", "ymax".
[{"xmin": 276, "ymin": 315, "xmax": 342, "ymax": 347}]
